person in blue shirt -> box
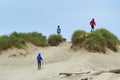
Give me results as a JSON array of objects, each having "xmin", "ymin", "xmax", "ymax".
[
  {"xmin": 57, "ymin": 25, "xmax": 61, "ymax": 35},
  {"xmin": 37, "ymin": 53, "xmax": 43, "ymax": 70}
]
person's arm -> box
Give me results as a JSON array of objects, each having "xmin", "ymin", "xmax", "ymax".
[
  {"xmin": 41, "ymin": 56, "xmax": 43, "ymax": 61},
  {"xmin": 90, "ymin": 21, "xmax": 92, "ymax": 25},
  {"xmin": 95, "ymin": 22, "xmax": 96, "ymax": 26}
]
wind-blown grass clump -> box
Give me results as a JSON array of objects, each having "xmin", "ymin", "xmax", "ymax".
[
  {"xmin": 0, "ymin": 35, "xmax": 25, "ymax": 52},
  {"xmin": 28, "ymin": 32, "xmax": 48, "ymax": 46},
  {"xmin": 71, "ymin": 30, "xmax": 86, "ymax": 46},
  {"xmin": 48, "ymin": 34, "xmax": 64, "ymax": 46},
  {"xmin": 95, "ymin": 29, "xmax": 119, "ymax": 52},
  {"xmin": 71, "ymin": 28, "xmax": 119, "ymax": 53},
  {"xmin": 0, "ymin": 32, "xmax": 48, "ymax": 52},
  {"xmin": 82, "ymin": 32, "xmax": 107, "ymax": 53},
  {"xmin": 11, "ymin": 32, "xmax": 48, "ymax": 47}
]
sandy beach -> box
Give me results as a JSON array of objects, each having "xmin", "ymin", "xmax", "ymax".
[{"xmin": 0, "ymin": 42, "xmax": 120, "ymax": 80}]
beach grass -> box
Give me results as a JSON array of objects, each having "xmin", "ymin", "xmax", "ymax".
[
  {"xmin": 48, "ymin": 34, "xmax": 64, "ymax": 46},
  {"xmin": 0, "ymin": 32, "xmax": 48, "ymax": 52},
  {"xmin": 71, "ymin": 28, "xmax": 119, "ymax": 53},
  {"xmin": 0, "ymin": 28, "xmax": 119, "ymax": 54}
]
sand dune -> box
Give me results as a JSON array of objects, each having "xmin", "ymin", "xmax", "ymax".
[{"xmin": 0, "ymin": 42, "xmax": 120, "ymax": 80}]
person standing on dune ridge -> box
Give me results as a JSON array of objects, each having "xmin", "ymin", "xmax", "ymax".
[
  {"xmin": 57, "ymin": 25, "xmax": 61, "ymax": 35},
  {"xmin": 90, "ymin": 18, "xmax": 96, "ymax": 32}
]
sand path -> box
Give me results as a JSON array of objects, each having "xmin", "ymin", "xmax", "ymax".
[{"xmin": 0, "ymin": 42, "xmax": 120, "ymax": 80}]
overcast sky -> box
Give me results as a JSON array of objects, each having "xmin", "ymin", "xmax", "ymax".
[{"xmin": 0, "ymin": 0, "xmax": 120, "ymax": 41}]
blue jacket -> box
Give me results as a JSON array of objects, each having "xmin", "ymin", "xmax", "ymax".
[
  {"xmin": 37, "ymin": 54, "xmax": 43, "ymax": 62},
  {"xmin": 57, "ymin": 28, "xmax": 61, "ymax": 34}
]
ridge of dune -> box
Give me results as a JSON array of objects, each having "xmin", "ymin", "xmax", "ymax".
[{"xmin": 0, "ymin": 42, "xmax": 120, "ymax": 80}]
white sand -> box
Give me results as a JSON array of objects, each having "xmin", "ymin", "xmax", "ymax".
[{"xmin": 0, "ymin": 42, "xmax": 120, "ymax": 80}]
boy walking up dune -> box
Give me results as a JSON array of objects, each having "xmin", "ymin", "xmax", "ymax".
[{"xmin": 37, "ymin": 53, "xmax": 43, "ymax": 70}]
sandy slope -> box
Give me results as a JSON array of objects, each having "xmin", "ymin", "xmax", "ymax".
[{"xmin": 0, "ymin": 42, "xmax": 120, "ymax": 80}]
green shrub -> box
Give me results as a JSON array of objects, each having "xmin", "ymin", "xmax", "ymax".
[
  {"xmin": 0, "ymin": 36, "xmax": 10, "ymax": 50},
  {"xmin": 48, "ymin": 34, "xmax": 64, "ymax": 46},
  {"xmin": 83, "ymin": 32, "xmax": 107, "ymax": 53},
  {"xmin": 0, "ymin": 35, "xmax": 26, "ymax": 51},
  {"xmin": 71, "ymin": 30, "xmax": 86, "ymax": 49},
  {"xmin": 0, "ymin": 32, "xmax": 48, "ymax": 52},
  {"xmin": 71, "ymin": 28, "xmax": 119, "ymax": 53},
  {"xmin": 10, "ymin": 32, "xmax": 48, "ymax": 47},
  {"xmin": 25, "ymin": 32, "xmax": 48, "ymax": 47},
  {"xmin": 95, "ymin": 29, "xmax": 119, "ymax": 52},
  {"xmin": 14, "ymin": 38, "xmax": 26, "ymax": 48},
  {"xmin": 71, "ymin": 30, "xmax": 86, "ymax": 45}
]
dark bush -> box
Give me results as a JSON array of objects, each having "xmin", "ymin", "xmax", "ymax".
[{"xmin": 48, "ymin": 34, "xmax": 64, "ymax": 46}]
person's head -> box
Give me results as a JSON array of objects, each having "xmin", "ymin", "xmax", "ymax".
[
  {"xmin": 38, "ymin": 53, "xmax": 41, "ymax": 56},
  {"xmin": 92, "ymin": 18, "xmax": 94, "ymax": 21},
  {"xmin": 58, "ymin": 25, "xmax": 60, "ymax": 28}
]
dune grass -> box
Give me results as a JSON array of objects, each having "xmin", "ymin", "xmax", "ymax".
[
  {"xmin": 82, "ymin": 32, "xmax": 107, "ymax": 53},
  {"xmin": 48, "ymin": 34, "xmax": 64, "ymax": 46},
  {"xmin": 0, "ymin": 32, "xmax": 65, "ymax": 53},
  {"xmin": 0, "ymin": 35, "xmax": 25, "ymax": 50},
  {"xmin": 95, "ymin": 29, "xmax": 119, "ymax": 52},
  {"xmin": 71, "ymin": 28, "xmax": 119, "ymax": 53},
  {"xmin": 0, "ymin": 32, "xmax": 48, "ymax": 52},
  {"xmin": 71, "ymin": 30, "xmax": 86, "ymax": 46},
  {"xmin": 0, "ymin": 28, "xmax": 119, "ymax": 54}
]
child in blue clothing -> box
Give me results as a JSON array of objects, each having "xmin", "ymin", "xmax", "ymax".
[
  {"xmin": 57, "ymin": 25, "xmax": 61, "ymax": 35},
  {"xmin": 37, "ymin": 53, "xmax": 43, "ymax": 70}
]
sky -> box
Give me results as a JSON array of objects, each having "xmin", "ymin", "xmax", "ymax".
[{"xmin": 0, "ymin": 0, "xmax": 120, "ymax": 41}]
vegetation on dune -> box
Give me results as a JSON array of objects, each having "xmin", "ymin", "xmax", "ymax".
[
  {"xmin": 0, "ymin": 35, "xmax": 25, "ymax": 51},
  {"xmin": 0, "ymin": 32, "xmax": 48, "ymax": 52},
  {"xmin": 48, "ymin": 34, "xmax": 65, "ymax": 46},
  {"xmin": 0, "ymin": 28, "xmax": 119, "ymax": 54},
  {"xmin": 95, "ymin": 29, "xmax": 119, "ymax": 52},
  {"xmin": 0, "ymin": 32, "xmax": 66, "ymax": 53},
  {"xmin": 10, "ymin": 32, "xmax": 48, "ymax": 47},
  {"xmin": 82, "ymin": 32, "xmax": 107, "ymax": 53},
  {"xmin": 71, "ymin": 28, "xmax": 119, "ymax": 53},
  {"xmin": 71, "ymin": 30, "xmax": 86, "ymax": 46}
]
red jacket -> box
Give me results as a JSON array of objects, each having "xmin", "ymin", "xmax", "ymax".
[{"xmin": 90, "ymin": 19, "xmax": 96, "ymax": 26}]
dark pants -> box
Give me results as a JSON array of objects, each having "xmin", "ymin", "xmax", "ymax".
[
  {"xmin": 38, "ymin": 61, "xmax": 41, "ymax": 70},
  {"xmin": 91, "ymin": 25, "xmax": 94, "ymax": 32}
]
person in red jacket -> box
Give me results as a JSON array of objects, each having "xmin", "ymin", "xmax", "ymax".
[{"xmin": 90, "ymin": 18, "xmax": 96, "ymax": 32}]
